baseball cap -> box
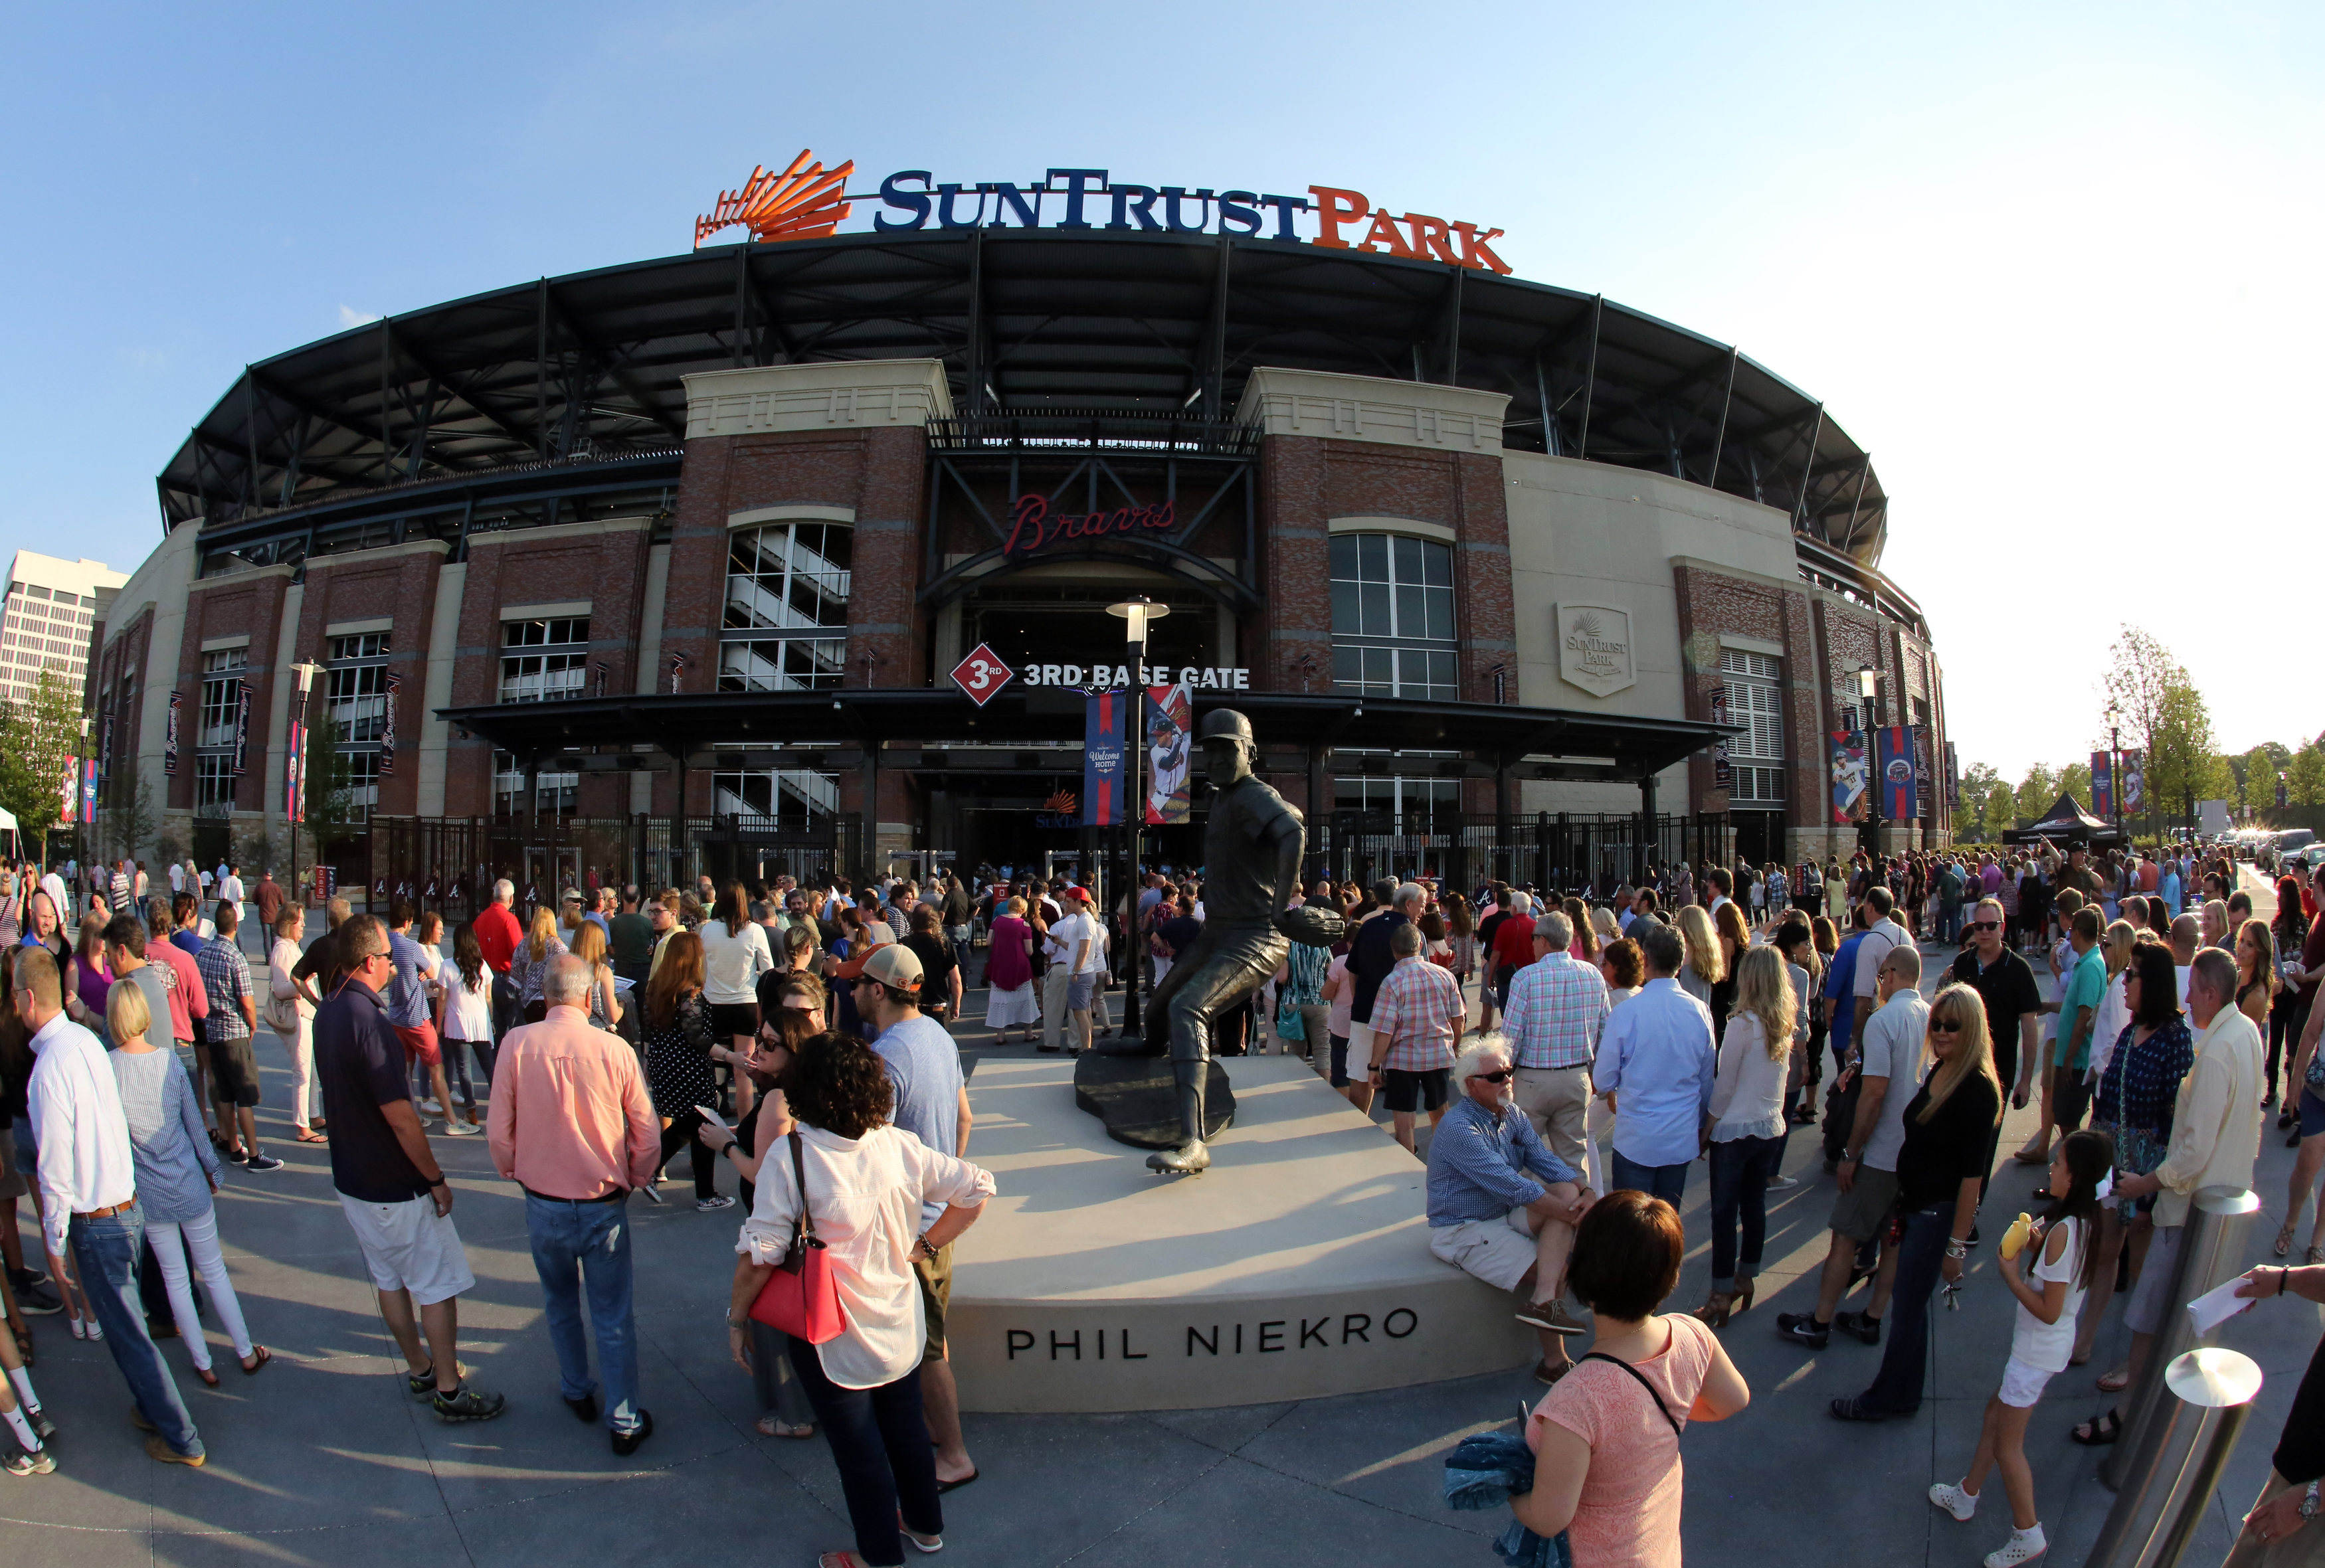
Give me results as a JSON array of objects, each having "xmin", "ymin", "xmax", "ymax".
[
  {"xmin": 1061, "ymin": 885, "xmax": 1093, "ymax": 904},
  {"xmin": 859, "ymin": 944, "xmax": 924, "ymax": 993}
]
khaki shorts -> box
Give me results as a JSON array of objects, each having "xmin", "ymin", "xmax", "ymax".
[
  {"xmin": 1513, "ymin": 1065, "xmax": 1592, "ymax": 1175},
  {"xmin": 914, "ymin": 1243, "xmax": 953, "ymax": 1361},
  {"xmin": 1827, "ymin": 1164, "xmax": 1901, "ymax": 1243},
  {"xmin": 1428, "ymin": 1206, "xmax": 1537, "ymax": 1292},
  {"xmin": 338, "ymin": 1191, "xmax": 476, "ymax": 1308}
]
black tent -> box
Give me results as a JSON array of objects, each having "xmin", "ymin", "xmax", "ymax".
[{"xmin": 2006, "ymin": 794, "xmax": 2121, "ymax": 846}]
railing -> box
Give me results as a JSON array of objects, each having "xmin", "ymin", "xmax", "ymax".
[
  {"xmin": 926, "ymin": 409, "xmax": 1259, "ymax": 458},
  {"xmin": 1309, "ymin": 811, "xmax": 1730, "ymax": 894}
]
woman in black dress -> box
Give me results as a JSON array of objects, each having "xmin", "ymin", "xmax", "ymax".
[{"xmin": 641, "ymin": 930, "xmax": 729, "ymax": 1211}]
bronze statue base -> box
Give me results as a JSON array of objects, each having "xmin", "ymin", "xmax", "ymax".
[{"xmin": 1071, "ymin": 1053, "xmax": 1234, "ymax": 1150}]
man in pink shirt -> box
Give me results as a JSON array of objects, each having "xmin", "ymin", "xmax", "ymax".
[
  {"xmin": 143, "ymin": 897, "xmax": 210, "ymax": 1122},
  {"xmin": 488, "ymin": 956, "xmax": 660, "ymax": 1455}
]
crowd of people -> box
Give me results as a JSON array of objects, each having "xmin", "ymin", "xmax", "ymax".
[{"xmin": 1, "ymin": 837, "xmax": 2320, "ymax": 1567}]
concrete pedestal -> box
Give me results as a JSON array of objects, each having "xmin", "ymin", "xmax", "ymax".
[{"xmin": 951, "ymin": 1055, "xmax": 1538, "ymax": 1413}]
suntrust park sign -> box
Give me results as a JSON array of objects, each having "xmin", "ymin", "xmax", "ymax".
[{"xmin": 696, "ymin": 152, "xmax": 1513, "ymax": 274}]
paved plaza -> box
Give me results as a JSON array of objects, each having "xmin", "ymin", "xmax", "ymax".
[{"xmin": 5, "ymin": 903, "xmax": 2317, "ymax": 1567}]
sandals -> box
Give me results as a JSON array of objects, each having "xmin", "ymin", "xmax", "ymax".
[
  {"xmin": 755, "ymin": 1414, "xmax": 814, "ymax": 1438},
  {"xmin": 1690, "ymin": 1292, "xmax": 1734, "ymax": 1329},
  {"xmin": 2096, "ymin": 1367, "xmax": 2130, "ymax": 1393},
  {"xmin": 196, "ymin": 1363, "xmax": 221, "ymax": 1388},
  {"xmin": 294, "ymin": 1130, "xmax": 329, "ymax": 1144},
  {"xmin": 2071, "ymin": 1409, "xmax": 2123, "ymax": 1446},
  {"xmin": 2277, "ymin": 1223, "xmax": 2298, "ymax": 1259},
  {"xmin": 241, "ymin": 1346, "xmax": 272, "ymax": 1377}
]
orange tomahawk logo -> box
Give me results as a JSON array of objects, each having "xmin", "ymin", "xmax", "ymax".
[{"xmin": 694, "ymin": 150, "xmax": 854, "ymax": 247}]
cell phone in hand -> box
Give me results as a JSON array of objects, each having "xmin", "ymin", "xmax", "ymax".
[{"xmin": 694, "ymin": 1104, "xmax": 729, "ymax": 1130}]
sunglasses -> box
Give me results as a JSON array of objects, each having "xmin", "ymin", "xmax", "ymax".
[
  {"xmin": 1968, "ymin": 920, "xmax": 2001, "ymax": 932},
  {"xmin": 1929, "ymin": 1018, "xmax": 1963, "ymax": 1033},
  {"xmin": 1473, "ymin": 1069, "xmax": 1513, "ymax": 1084}
]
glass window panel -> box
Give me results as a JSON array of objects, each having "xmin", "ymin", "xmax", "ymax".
[
  {"xmin": 1393, "ymin": 583, "xmax": 1423, "ymax": 637},
  {"xmin": 1332, "ymin": 646, "xmax": 1362, "ymax": 689},
  {"xmin": 1356, "ymin": 533, "xmax": 1387, "ymax": 580},
  {"xmin": 1424, "ymin": 585, "xmax": 1455, "ymax": 642},
  {"xmin": 1329, "ymin": 534, "xmax": 1357, "ymax": 578},
  {"xmin": 1392, "ymin": 535, "xmax": 1424, "ymax": 588},
  {"xmin": 1330, "ymin": 580, "xmax": 1360, "ymax": 636},
  {"xmin": 1359, "ymin": 581, "xmax": 1390, "ymax": 636},
  {"xmin": 1420, "ymin": 540, "xmax": 1453, "ymax": 587}
]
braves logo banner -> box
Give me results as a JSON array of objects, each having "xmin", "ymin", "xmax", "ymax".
[
  {"xmin": 1944, "ymin": 740, "xmax": 1960, "ymax": 810},
  {"xmin": 1911, "ymin": 725, "xmax": 1933, "ymax": 812},
  {"xmin": 2120, "ymin": 750, "xmax": 2146, "ymax": 816},
  {"xmin": 231, "ymin": 681, "xmax": 253, "ymax": 777},
  {"xmin": 164, "ymin": 691, "xmax": 181, "ymax": 777},
  {"xmin": 379, "ymin": 672, "xmax": 401, "ymax": 778},
  {"xmin": 1082, "ymin": 691, "xmax": 1128, "ymax": 826},
  {"xmin": 1711, "ymin": 692, "xmax": 1732, "ymax": 792},
  {"xmin": 1829, "ymin": 732, "xmax": 1867, "ymax": 824},
  {"xmin": 80, "ymin": 760, "xmax": 97, "ymax": 825},
  {"xmin": 1875, "ymin": 725, "xmax": 1918, "ymax": 820},
  {"xmin": 1145, "ymin": 683, "xmax": 1193, "ymax": 825},
  {"xmin": 100, "ymin": 713, "xmax": 114, "ymax": 782},
  {"xmin": 2091, "ymin": 751, "xmax": 2114, "ymax": 820},
  {"xmin": 286, "ymin": 719, "xmax": 306, "ymax": 825}
]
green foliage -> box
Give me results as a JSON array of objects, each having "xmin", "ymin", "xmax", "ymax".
[
  {"xmin": 106, "ymin": 774, "xmax": 157, "ymax": 865},
  {"xmin": 2102, "ymin": 625, "xmax": 2225, "ymax": 828},
  {"xmin": 0, "ymin": 669, "xmax": 84, "ymax": 861},
  {"xmin": 2013, "ymin": 763, "xmax": 2059, "ymax": 824},
  {"xmin": 305, "ymin": 717, "xmax": 362, "ymax": 859},
  {"xmin": 2290, "ymin": 744, "xmax": 2325, "ymax": 808},
  {"xmin": 2058, "ymin": 761, "xmax": 2092, "ymax": 809}
]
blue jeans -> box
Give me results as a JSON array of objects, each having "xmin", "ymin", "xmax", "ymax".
[
  {"xmin": 523, "ymin": 1193, "xmax": 640, "ymax": 1434},
  {"xmin": 71, "ymin": 1203, "xmax": 203, "ymax": 1458},
  {"xmin": 1707, "ymin": 1134, "xmax": 1783, "ymax": 1290},
  {"xmin": 1610, "ymin": 1150, "xmax": 1689, "ymax": 1205},
  {"xmin": 1861, "ymin": 1202, "xmax": 1953, "ymax": 1415},
  {"xmin": 788, "ymin": 1336, "xmax": 943, "ymax": 1568}
]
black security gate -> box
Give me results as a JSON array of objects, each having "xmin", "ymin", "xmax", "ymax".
[{"xmin": 1308, "ymin": 811, "xmax": 1728, "ymax": 897}]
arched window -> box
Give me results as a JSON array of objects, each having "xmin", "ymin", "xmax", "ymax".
[
  {"xmin": 1329, "ymin": 532, "xmax": 1457, "ymax": 700},
  {"xmin": 720, "ymin": 521, "xmax": 850, "ymax": 691}
]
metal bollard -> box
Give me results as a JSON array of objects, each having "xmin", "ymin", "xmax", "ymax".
[
  {"xmin": 2085, "ymin": 1348, "xmax": 2262, "ymax": 1568},
  {"xmin": 2100, "ymin": 1184, "xmax": 2261, "ymax": 1490}
]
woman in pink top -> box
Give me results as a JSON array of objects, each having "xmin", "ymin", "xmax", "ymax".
[{"xmin": 1515, "ymin": 1191, "xmax": 1751, "ymax": 1567}]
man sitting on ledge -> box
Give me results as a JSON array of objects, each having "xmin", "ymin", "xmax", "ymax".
[{"xmin": 1426, "ymin": 1039, "xmax": 1598, "ymax": 1385}]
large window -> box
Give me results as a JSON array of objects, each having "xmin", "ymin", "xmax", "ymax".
[
  {"xmin": 1329, "ymin": 533, "xmax": 1457, "ymax": 701},
  {"xmin": 500, "ymin": 617, "xmax": 590, "ymax": 703},
  {"xmin": 1719, "ymin": 649, "xmax": 1787, "ymax": 806},
  {"xmin": 195, "ymin": 646, "xmax": 247, "ymax": 813},
  {"xmin": 711, "ymin": 762, "xmax": 840, "ymax": 827},
  {"xmin": 1333, "ymin": 774, "xmax": 1463, "ymax": 833},
  {"xmin": 493, "ymin": 752, "xmax": 577, "ymax": 820},
  {"xmin": 721, "ymin": 521, "xmax": 850, "ymax": 691},
  {"xmin": 324, "ymin": 632, "xmax": 391, "ymax": 819}
]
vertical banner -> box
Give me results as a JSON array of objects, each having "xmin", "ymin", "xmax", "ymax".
[
  {"xmin": 58, "ymin": 764, "xmax": 76, "ymax": 826},
  {"xmin": 2091, "ymin": 750, "xmax": 2113, "ymax": 819},
  {"xmin": 1876, "ymin": 725, "xmax": 1918, "ymax": 821},
  {"xmin": 2120, "ymin": 749, "xmax": 2146, "ymax": 815},
  {"xmin": 1829, "ymin": 731, "xmax": 1867, "ymax": 824},
  {"xmin": 2278, "ymin": 772, "xmax": 2290, "ymax": 809},
  {"xmin": 1910, "ymin": 724, "xmax": 1933, "ymax": 815},
  {"xmin": 231, "ymin": 679, "xmax": 253, "ymax": 776},
  {"xmin": 1944, "ymin": 740, "xmax": 1960, "ymax": 810},
  {"xmin": 286, "ymin": 719, "xmax": 306, "ymax": 824},
  {"xmin": 1711, "ymin": 691, "xmax": 1732, "ymax": 791},
  {"xmin": 100, "ymin": 712, "xmax": 114, "ymax": 782},
  {"xmin": 379, "ymin": 671, "xmax": 401, "ymax": 778},
  {"xmin": 80, "ymin": 759, "xmax": 97, "ymax": 824},
  {"xmin": 1081, "ymin": 690, "xmax": 1127, "ymax": 826},
  {"xmin": 164, "ymin": 690, "xmax": 182, "ymax": 777},
  {"xmin": 1143, "ymin": 681, "xmax": 1193, "ymax": 826}
]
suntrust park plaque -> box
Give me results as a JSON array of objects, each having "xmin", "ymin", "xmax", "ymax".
[{"xmin": 1555, "ymin": 603, "xmax": 1637, "ymax": 698}]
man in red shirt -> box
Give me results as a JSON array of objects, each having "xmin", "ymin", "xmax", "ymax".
[
  {"xmin": 1490, "ymin": 891, "xmax": 1542, "ymax": 1014},
  {"xmin": 472, "ymin": 877, "xmax": 525, "ymax": 1039}
]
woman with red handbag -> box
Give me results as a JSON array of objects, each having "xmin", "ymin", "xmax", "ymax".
[{"xmin": 715, "ymin": 1032, "xmax": 994, "ymax": 1568}]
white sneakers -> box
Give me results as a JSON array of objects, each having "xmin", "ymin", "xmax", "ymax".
[
  {"xmin": 441, "ymin": 1118, "xmax": 480, "ymax": 1136},
  {"xmin": 1929, "ymin": 1486, "xmax": 2044, "ymax": 1567},
  {"xmin": 1929, "ymin": 1482, "xmax": 1978, "ymax": 1522}
]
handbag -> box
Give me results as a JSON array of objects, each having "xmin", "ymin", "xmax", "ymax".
[{"xmin": 747, "ymin": 1131, "xmax": 848, "ymax": 1345}]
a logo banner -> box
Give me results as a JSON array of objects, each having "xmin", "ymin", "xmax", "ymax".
[
  {"xmin": 80, "ymin": 759, "xmax": 97, "ymax": 825},
  {"xmin": 1910, "ymin": 724, "xmax": 1933, "ymax": 813},
  {"xmin": 1876, "ymin": 725, "xmax": 1918, "ymax": 821},
  {"xmin": 231, "ymin": 680, "xmax": 252, "ymax": 777},
  {"xmin": 379, "ymin": 672, "xmax": 401, "ymax": 778},
  {"xmin": 100, "ymin": 713, "xmax": 114, "ymax": 782},
  {"xmin": 1829, "ymin": 731, "xmax": 1867, "ymax": 824},
  {"xmin": 1082, "ymin": 691, "xmax": 1128, "ymax": 826},
  {"xmin": 1144, "ymin": 683, "xmax": 1193, "ymax": 826},
  {"xmin": 2091, "ymin": 750, "xmax": 2114, "ymax": 820},
  {"xmin": 286, "ymin": 719, "xmax": 306, "ymax": 825},
  {"xmin": 2121, "ymin": 750, "xmax": 2146, "ymax": 815},
  {"xmin": 1711, "ymin": 691, "xmax": 1732, "ymax": 792},
  {"xmin": 164, "ymin": 691, "xmax": 181, "ymax": 777},
  {"xmin": 1944, "ymin": 740, "xmax": 1960, "ymax": 810}
]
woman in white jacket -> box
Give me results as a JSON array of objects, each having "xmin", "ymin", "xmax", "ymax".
[
  {"xmin": 698, "ymin": 882, "xmax": 774, "ymax": 1062},
  {"xmin": 267, "ymin": 907, "xmax": 325, "ymax": 1142},
  {"xmin": 1693, "ymin": 946, "xmax": 1798, "ymax": 1327}
]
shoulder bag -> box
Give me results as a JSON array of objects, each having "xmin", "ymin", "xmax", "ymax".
[
  {"xmin": 747, "ymin": 1130, "xmax": 848, "ymax": 1345},
  {"xmin": 1579, "ymin": 1348, "xmax": 1684, "ymax": 1438}
]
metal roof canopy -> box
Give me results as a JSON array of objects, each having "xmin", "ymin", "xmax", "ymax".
[
  {"xmin": 164, "ymin": 228, "xmax": 1889, "ymax": 568},
  {"xmin": 438, "ymin": 688, "xmax": 1736, "ymax": 783}
]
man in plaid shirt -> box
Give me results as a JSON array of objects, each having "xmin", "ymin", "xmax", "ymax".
[
  {"xmin": 1364, "ymin": 923, "xmax": 1467, "ymax": 1152},
  {"xmin": 1499, "ymin": 909, "xmax": 1612, "ymax": 1174},
  {"xmin": 198, "ymin": 903, "xmax": 282, "ymax": 1170}
]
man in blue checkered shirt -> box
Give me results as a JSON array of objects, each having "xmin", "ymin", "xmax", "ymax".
[
  {"xmin": 1499, "ymin": 909, "xmax": 1611, "ymax": 1174},
  {"xmin": 198, "ymin": 903, "xmax": 281, "ymax": 1170}
]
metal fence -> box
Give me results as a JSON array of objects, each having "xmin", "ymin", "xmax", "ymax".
[
  {"xmin": 364, "ymin": 813, "xmax": 862, "ymax": 916},
  {"xmin": 1309, "ymin": 811, "xmax": 1730, "ymax": 895}
]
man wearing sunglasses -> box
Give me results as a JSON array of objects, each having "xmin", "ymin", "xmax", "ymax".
[
  {"xmin": 1426, "ymin": 1039, "xmax": 1597, "ymax": 1384},
  {"xmin": 1948, "ymin": 895, "xmax": 2042, "ymax": 1221}
]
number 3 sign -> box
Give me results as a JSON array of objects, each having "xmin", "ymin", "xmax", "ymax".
[{"xmin": 949, "ymin": 644, "xmax": 1014, "ymax": 707}]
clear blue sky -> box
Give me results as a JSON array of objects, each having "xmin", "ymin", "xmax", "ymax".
[{"xmin": 2, "ymin": 1, "xmax": 2316, "ymax": 778}]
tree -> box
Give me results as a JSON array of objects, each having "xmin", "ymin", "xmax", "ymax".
[
  {"xmin": 235, "ymin": 822, "xmax": 281, "ymax": 879},
  {"xmin": 2013, "ymin": 763, "xmax": 2059, "ymax": 825},
  {"xmin": 2290, "ymin": 743, "xmax": 2325, "ymax": 808},
  {"xmin": 0, "ymin": 669, "xmax": 85, "ymax": 863},
  {"xmin": 106, "ymin": 774, "xmax": 157, "ymax": 867},
  {"xmin": 2102, "ymin": 626, "xmax": 2221, "ymax": 831},
  {"xmin": 306, "ymin": 717, "xmax": 362, "ymax": 865},
  {"xmin": 2058, "ymin": 761, "xmax": 2092, "ymax": 810},
  {"xmin": 1980, "ymin": 786, "xmax": 2017, "ymax": 842}
]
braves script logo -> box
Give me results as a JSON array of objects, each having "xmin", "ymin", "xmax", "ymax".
[
  {"xmin": 694, "ymin": 150, "xmax": 855, "ymax": 248},
  {"xmin": 1002, "ymin": 493, "xmax": 1174, "ymax": 557}
]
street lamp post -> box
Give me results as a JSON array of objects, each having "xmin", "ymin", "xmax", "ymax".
[
  {"xmin": 2105, "ymin": 701, "xmax": 2124, "ymax": 845},
  {"xmin": 289, "ymin": 659, "xmax": 324, "ymax": 907},
  {"xmin": 1107, "ymin": 596, "xmax": 1168, "ymax": 1036},
  {"xmin": 1857, "ymin": 666, "xmax": 1881, "ymax": 859}
]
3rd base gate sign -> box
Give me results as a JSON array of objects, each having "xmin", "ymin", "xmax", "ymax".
[{"xmin": 951, "ymin": 645, "xmax": 1014, "ymax": 707}]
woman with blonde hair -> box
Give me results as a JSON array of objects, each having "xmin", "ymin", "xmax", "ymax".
[
  {"xmin": 566, "ymin": 919, "xmax": 624, "ymax": 1033},
  {"xmin": 510, "ymin": 905, "xmax": 567, "ymax": 1025},
  {"xmin": 1833, "ymin": 983, "xmax": 2003, "ymax": 1423},
  {"xmin": 1708, "ymin": 900, "xmax": 1752, "ymax": 1042},
  {"xmin": 105, "ymin": 980, "xmax": 269, "ymax": 1384},
  {"xmin": 1695, "ymin": 946, "xmax": 1798, "ymax": 1326},
  {"xmin": 1675, "ymin": 905, "xmax": 1724, "ymax": 1007}
]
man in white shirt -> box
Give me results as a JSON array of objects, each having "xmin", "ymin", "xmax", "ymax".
[
  {"xmin": 167, "ymin": 861, "xmax": 185, "ymax": 896},
  {"xmin": 1060, "ymin": 887, "xmax": 1107, "ymax": 1055},
  {"xmin": 17, "ymin": 949, "xmax": 206, "ymax": 1465},
  {"xmin": 1851, "ymin": 885, "xmax": 1912, "ymax": 1039},
  {"xmin": 1780, "ymin": 946, "xmax": 1927, "ymax": 1350},
  {"xmin": 1040, "ymin": 889, "xmax": 1101, "ymax": 1055},
  {"xmin": 1705, "ymin": 867, "xmax": 1734, "ymax": 918},
  {"xmin": 220, "ymin": 865, "xmax": 247, "ymax": 945}
]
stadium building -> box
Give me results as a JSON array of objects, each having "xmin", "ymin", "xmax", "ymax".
[{"xmin": 92, "ymin": 159, "xmax": 1952, "ymax": 895}]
